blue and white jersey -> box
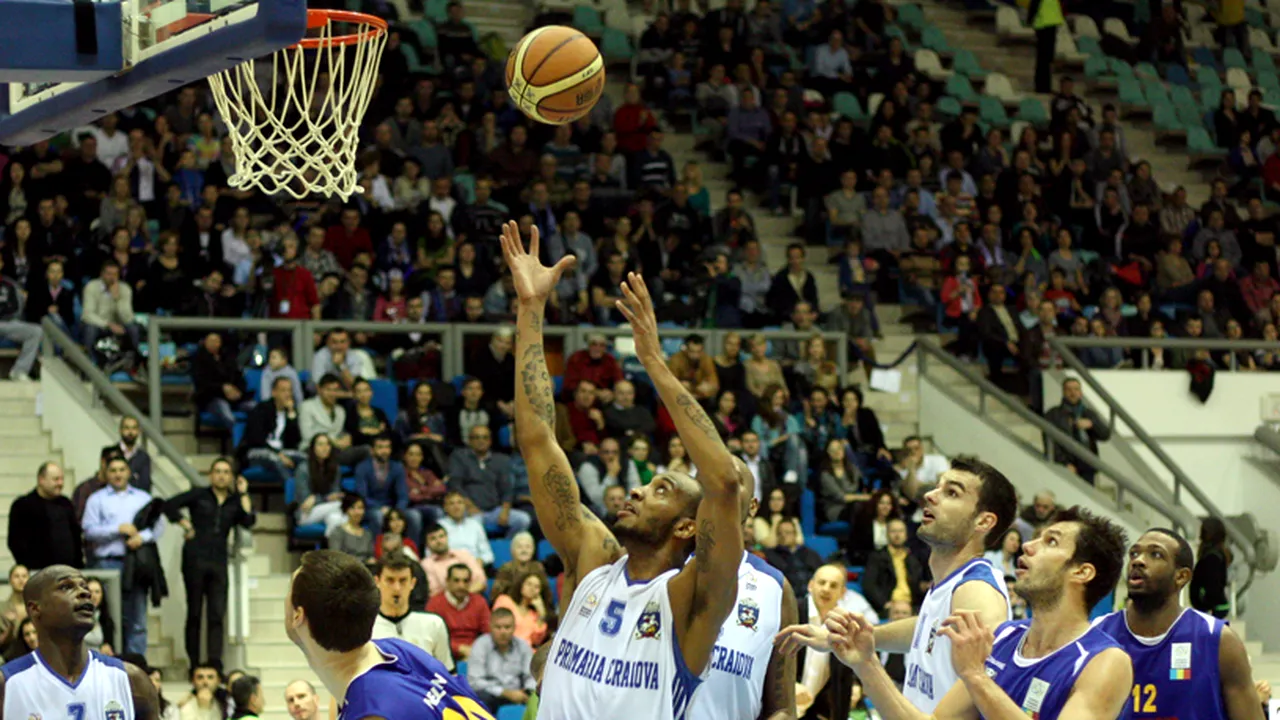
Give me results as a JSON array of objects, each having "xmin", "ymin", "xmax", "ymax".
[
  {"xmin": 1, "ymin": 650, "xmax": 134, "ymax": 720},
  {"xmin": 984, "ymin": 620, "xmax": 1130, "ymax": 720},
  {"xmin": 688, "ymin": 553, "xmax": 785, "ymax": 720},
  {"xmin": 904, "ymin": 557, "xmax": 1010, "ymax": 712},
  {"xmin": 340, "ymin": 638, "xmax": 492, "ymax": 720},
  {"xmin": 1094, "ymin": 608, "xmax": 1227, "ymax": 720},
  {"xmin": 538, "ymin": 558, "xmax": 703, "ymax": 720}
]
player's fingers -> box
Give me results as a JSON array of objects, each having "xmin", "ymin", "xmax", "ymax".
[
  {"xmin": 529, "ymin": 224, "xmax": 541, "ymax": 258},
  {"xmin": 633, "ymin": 272, "xmax": 653, "ymax": 302},
  {"xmin": 615, "ymin": 301, "xmax": 638, "ymax": 324},
  {"xmin": 619, "ymin": 277, "xmax": 638, "ymax": 305},
  {"xmin": 553, "ymin": 255, "xmax": 577, "ymax": 278},
  {"xmin": 937, "ymin": 626, "xmax": 961, "ymax": 643}
]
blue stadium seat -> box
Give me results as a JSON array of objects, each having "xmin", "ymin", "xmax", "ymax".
[
  {"xmin": 456, "ymin": 660, "xmax": 467, "ymax": 677},
  {"xmin": 496, "ymin": 705, "xmax": 525, "ymax": 720},
  {"xmin": 242, "ymin": 465, "xmax": 275, "ymax": 485},
  {"xmin": 498, "ymin": 424, "xmax": 512, "ymax": 447},
  {"xmin": 799, "ymin": 489, "xmax": 817, "ymax": 539},
  {"xmin": 285, "ymin": 476, "xmax": 327, "ymax": 540},
  {"xmin": 537, "ymin": 539, "xmax": 555, "ymax": 561},
  {"xmin": 244, "ymin": 368, "xmax": 264, "ymax": 400},
  {"xmin": 491, "ymin": 538, "xmax": 512, "ymax": 568},
  {"xmin": 806, "ymin": 535, "xmax": 839, "ymax": 560},
  {"xmin": 369, "ymin": 378, "xmax": 399, "ymax": 421},
  {"xmin": 553, "ymin": 375, "xmax": 563, "ymax": 397},
  {"xmin": 817, "ymin": 521, "xmax": 851, "ymax": 537}
]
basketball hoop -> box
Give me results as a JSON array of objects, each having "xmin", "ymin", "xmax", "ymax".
[{"xmin": 208, "ymin": 9, "xmax": 388, "ymax": 200}]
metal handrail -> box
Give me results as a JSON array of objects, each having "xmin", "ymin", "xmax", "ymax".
[
  {"xmin": 41, "ymin": 318, "xmax": 251, "ymax": 656},
  {"xmin": 1048, "ymin": 336, "xmax": 1259, "ymax": 588},
  {"xmin": 915, "ymin": 338, "xmax": 1194, "ymax": 534},
  {"xmin": 1054, "ymin": 337, "xmax": 1280, "ymax": 350},
  {"xmin": 1254, "ymin": 424, "xmax": 1280, "ymax": 455}
]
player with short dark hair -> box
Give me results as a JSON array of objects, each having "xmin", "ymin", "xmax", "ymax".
[
  {"xmin": 1094, "ymin": 527, "xmax": 1263, "ymax": 720},
  {"xmin": 818, "ymin": 506, "xmax": 1133, "ymax": 720},
  {"xmin": 286, "ymin": 549, "xmax": 490, "ymax": 720},
  {"xmin": 0, "ymin": 565, "xmax": 159, "ymax": 719}
]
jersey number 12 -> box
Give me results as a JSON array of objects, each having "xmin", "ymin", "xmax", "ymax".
[{"xmin": 1131, "ymin": 683, "xmax": 1157, "ymax": 713}]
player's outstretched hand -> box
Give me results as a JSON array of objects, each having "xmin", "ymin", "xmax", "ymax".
[
  {"xmin": 825, "ymin": 608, "xmax": 877, "ymax": 670},
  {"xmin": 616, "ymin": 272, "xmax": 662, "ymax": 363},
  {"xmin": 499, "ymin": 220, "xmax": 576, "ymax": 303},
  {"xmin": 775, "ymin": 623, "xmax": 832, "ymax": 657},
  {"xmin": 939, "ymin": 610, "xmax": 994, "ymax": 681}
]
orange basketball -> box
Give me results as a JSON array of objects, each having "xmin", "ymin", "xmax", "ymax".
[{"xmin": 506, "ymin": 25, "xmax": 605, "ymax": 125}]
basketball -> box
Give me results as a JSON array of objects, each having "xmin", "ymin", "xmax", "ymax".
[{"xmin": 506, "ymin": 25, "xmax": 606, "ymax": 126}]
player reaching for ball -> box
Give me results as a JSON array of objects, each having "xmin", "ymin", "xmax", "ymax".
[
  {"xmin": 816, "ymin": 506, "xmax": 1133, "ymax": 720},
  {"xmin": 0, "ymin": 565, "xmax": 159, "ymax": 720},
  {"xmin": 499, "ymin": 220, "xmax": 745, "ymax": 720},
  {"xmin": 1094, "ymin": 528, "xmax": 1262, "ymax": 720}
]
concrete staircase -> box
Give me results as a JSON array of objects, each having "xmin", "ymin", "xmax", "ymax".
[{"xmin": 919, "ymin": 0, "xmax": 1212, "ymax": 204}]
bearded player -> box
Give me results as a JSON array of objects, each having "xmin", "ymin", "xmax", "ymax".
[
  {"xmin": 778, "ymin": 457, "xmax": 1017, "ymax": 712},
  {"xmin": 0, "ymin": 565, "xmax": 158, "ymax": 720},
  {"xmin": 1094, "ymin": 528, "xmax": 1262, "ymax": 720},
  {"xmin": 500, "ymin": 222, "xmax": 744, "ymax": 720},
  {"xmin": 820, "ymin": 506, "xmax": 1133, "ymax": 720}
]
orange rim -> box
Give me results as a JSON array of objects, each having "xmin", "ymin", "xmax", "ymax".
[{"xmin": 293, "ymin": 9, "xmax": 388, "ymax": 49}]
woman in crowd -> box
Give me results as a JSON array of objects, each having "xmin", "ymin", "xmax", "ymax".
[
  {"xmin": 744, "ymin": 333, "xmax": 786, "ymax": 399},
  {"xmin": 753, "ymin": 383, "xmax": 805, "ymax": 483},
  {"xmin": 847, "ymin": 489, "xmax": 901, "ymax": 565},
  {"xmin": 657, "ymin": 436, "xmax": 695, "ymax": 476},
  {"xmin": 376, "ymin": 508, "xmax": 421, "ymax": 559},
  {"xmin": 403, "ymin": 440, "xmax": 448, "ymax": 525},
  {"xmin": 84, "ymin": 577, "xmax": 116, "ymax": 656},
  {"xmin": 1192, "ymin": 516, "xmax": 1232, "ymax": 619},
  {"xmin": 712, "ymin": 390, "xmax": 744, "ymax": 444},
  {"xmin": 491, "ymin": 531, "xmax": 548, "ymax": 600},
  {"xmin": 625, "ymin": 435, "xmax": 658, "ymax": 486},
  {"xmin": 840, "ymin": 387, "xmax": 892, "ymax": 471},
  {"xmin": 752, "ymin": 488, "xmax": 804, "ymax": 549},
  {"xmin": 492, "ymin": 568, "xmax": 556, "ymax": 646},
  {"xmin": 4, "ymin": 618, "xmax": 35, "ymax": 661},
  {"xmin": 794, "ymin": 334, "xmax": 839, "ymax": 396},
  {"xmin": 714, "ymin": 331, "xmax": 747, "ymax": 398},
  {"xmin": 984, "ymin": 528, "xmax": 1022, "ymax": 579},
  {"xmin": 344, "ymin": 378, "xmax": 391, "ymax": 453},
  {"xmin": 0, "ymin": 564, "xmax": 27, "ymax": 649},
  {"xmin": 395, "ymin": 382, "xmax": 450, "ymax": 468},
  {"xmin": 295, "ymin": 434, "xmax": 345, "ymax": 532},
  {"xmin": 328, "ymin": 494, "xmax": 375, "ymax": 565},
  {"xmin": 818, "ymin": 438, "xmax": 870, "ymax": 526}
]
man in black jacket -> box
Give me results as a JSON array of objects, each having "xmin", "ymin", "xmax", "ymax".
[
  {"xmin": 861, "ymin": 518, "xmax": 926, "ymax": 613},
  {"xmin": 8, "ymin": 462, "xmax": 82, "ymax": 569},
  {"xmin": 0, "ymin": 253, "xmax": 44, "ymax": 381},
  {"xmin": 1044, "ymin": 377, "xmax": 1112, "ymax": 485},
  {"xmin": 24, "ymin": 259, "xmax": 75, "ymax": 333},
  {"xmin": 192, "ymin": 332, "xmax": 246, "ymax": 430},
  {"xmin": 237, "ymin": 375, "xmax": 304, "ymax": 480},
  {"xmin": 976, "ymin": 284, "xmax": 1023, "ymax": 386}
]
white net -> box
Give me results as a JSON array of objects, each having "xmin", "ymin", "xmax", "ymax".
[{"xmin": 208, "ymin": 11, "xmax": 388, "ymax": 200}]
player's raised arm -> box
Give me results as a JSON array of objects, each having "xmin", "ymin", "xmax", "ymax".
[
  {"xmin": 616, "ymin": 272, "xmax": 743, "ymax": 668},
  {"xmin": 126, "ymin": 662, "xmax": 161, "ymax": 720},
  {"xmin": 760, "ymin": 578, "xmax": 799, "ymax": 720},
  {"xmin": 502, "ymin": 221, "xmax": 622, "ymax": 586}
]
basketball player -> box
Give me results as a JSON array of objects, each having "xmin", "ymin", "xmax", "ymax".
[
  {"xmin": 820, "ymin": 506, "xmax": 1133, "ymax": 720},
  {"xmin": 499, "ymin": 222, "xmax": 744, "ymax": 720},
  {"xmin": 0, "ymin": 565, "xmax": 158, "ymax": 720},
  {"xmin": 689, "ymin": 495, "xmax": 799, "ymax": 720},
  {"xmin": 284, "ymin": 550, "xmax": 492, "ymax": 720},
  {"xmin": 1094, "ymin": 528, "xmax": 1262, "ymax": 720},
  {"xmin": 778, "ymin": 457, "xmax": 1018, "ymax": 712}
]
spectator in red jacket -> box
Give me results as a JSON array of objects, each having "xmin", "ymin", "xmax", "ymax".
[
  {"xmin": 941, "ymin": 255, "xmax": 983, "ymax": 357},
  {"xmin": 563, "ymin": 332, "xmax": 623, "ymax": 404},
  {"xmin": 1240, "ymin": 259, "xmax": 1280, "ymax": 324},
  {"xmin": 614, "ymin": 83, "xmax": 659, "ymax": 154},
  {"xmin": 425, "ymin": 562, "xmax": 491, "ymax": 660},
  {"xmin": 271, "ymin": 235, "xmax": 319, "ymax": 320},
  {"xmin": 324, "ymin": 207, "xmax": 374, "ymax": 269}
]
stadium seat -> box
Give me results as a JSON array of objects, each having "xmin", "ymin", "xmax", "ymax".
[
  {"xmin": 1192, "ymin": 47, "xmax": 1219, "ymax": 72},
  {"xmin": 945, "ymin": 75, "xmax": 979, "ymax": 103},
  {"xmin": 537, "ymin": 539, "xmax": 555, "ymax": 561},
  {"xmin": 817, "ymin": 521, "xmax": 851, "ymax": 537},
  {"xmin": 983, "ymin": 72, "xmax": 1018, "ymax": 102},
  {"xmin": 409, "ymin": 18, "xmax": 437, "ymax": 49},
  {"xmin": 573, "ymin": 6, "xmax": 605, "ymax": 35},
  {"xmin": 1224, "ymin": 47, "xmax": 1248, "ymax": 71},
  {"xmin": 243, "ymin": 368, "xmax": 263, "ymax": 399},
  {"xmin": 1165, "ymin": 64, "xmax": 1191, "ymax": 87},
  {"xmin": 456, "ymin": 660, "xmax": 467, "ymax": 677},
  {"xmin": 1072, "ymin": 15, "xmax": 1101, "ymax": 39},
  {"xmin": 995, "ymin": 6, "xmax": 1033, "ymax": 42},
  {"xmin": 1075, "ymin": 35, "xmax": 1102, "ymax": 58},
  {"xmin": 1054, "ymin": 25, "xmax": 1086, "ymax": 63},
  {"xmin": 1083, "ymin": 54, "xmax": 1111, "ymax": 80},
  {"xmin": 1252, "ymin": 29, "xmax": 1278, "ymax": 59},
  {"xmin": 978, "ymin": 96, "xmax": 1010, "ymax": 127},
  {"xmin": 921, "ymin": 26, "xmax": 953, "ymax": 54},
  {"xmin": 491, "ymin": 538, "xmax": 512, "ymax": 568},
  {"xmin": 806, "ymin": 535, "xmax": 839, "ymax": 560},
  {"xmin": 1197, "ymin": 65, "xmax": 1224, "ymax": 96},
  {"xmin": 1117, "ymin": 76, "xmax": 1147, "ymax": 108},
  {"xmin": 799, "ymin": 489, "xmax": 817, "ymax": 538},
  {"xmin": 1188, "ymin": 126, "xmax": 1218, "ymax": 153},
  {"xmin": 369, "ymin": 378, "xmax": 399, "ymax": 421},
  {"xmin": 1226, "ymin": 67, "xmax": 1252, "ymax": 92},
  {"xmin": 600, "ymin": 27, "xmax": 634, "ymax": 61},
  {"xmin": 832, "ymin": 91, "xmax": 866, "ymax": 122},
  {"xmin": 897, "ymin": 3, "xmax": 925, "ymax": 30},
  {"xmin": 914, "ymin": 49, "xmax": 951, "ymax": 81},
  {"xmin": 497, "ymin": 705, "xmax": 525, "ymax": 720},
  {"xmin": 937, "ymin": 95, "xmax": 962, "ymax": 119},
  {"xmin": 1014, "ymin": 97, "xmax": 1049, "ymax": 126},
  {"xmin": 951, "ymin": 49, "xmax": 986, "ymax": 80},
  {"xmin": 285, "ymin": 476, "xmax": 327, "ymax": 542},
  {"xmin": 1102, "ymin": 17, "xmax": 1135, "ymax": 44}
]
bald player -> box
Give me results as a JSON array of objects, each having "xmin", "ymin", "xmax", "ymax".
[
  {"xmin": 0, "ymin": 565, "xmax": 158, "ymax": 719},
  {"xmin": 502, "ymin": 222, "xmax": 745, "ymax": 720}
]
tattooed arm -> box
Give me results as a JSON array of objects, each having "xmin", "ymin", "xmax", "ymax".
[
  {"xmin": 617, "ymin": 272, "xmax": 743, "ymax": 675},
  {"xmin": 760, "ymin": 577, "xmax": 799, "ymax": 720},
  {"xmin": 502, "ymin": 222, "xmax": 622, "ymax": 589}
]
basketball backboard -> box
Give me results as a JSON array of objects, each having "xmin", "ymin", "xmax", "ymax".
[{"xmin": 0, "ymin": 0, "xmax": 308, "ymax": 146}]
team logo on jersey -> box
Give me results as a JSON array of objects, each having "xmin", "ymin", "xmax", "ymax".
[
  {"xmin": 1170, "ymin": 642, "xmax": 1192, "ymax": 680},
  {"xmin": 634, "ymin": 600, "xmax": 662, "ymax": 640},
  {"xmin": 736, "ymin": 598, "xmax": 760, "ymax": 630},
  {"xmin": 926, "ymin": 621, "xmax": 940, "ymax": 653},
  {"xmin": 104, "ymin": 700, "xmax": 126, "ymax": 720},
  {"xmin": 580, "ymin": 593, "xmax": 600, "ymax": 619}
]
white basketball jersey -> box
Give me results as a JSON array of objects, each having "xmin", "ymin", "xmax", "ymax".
[
  {"xmin": 903, "ymin": 557, "xmax": 1010, "ymax": 712},
  {"xmin": 688, "ymin": 553, "xmax": 785, "ymax": 720},
  {"xmin": 538, "ymin": 558, "xmax": 703, "ymax": 720},
  {"xmin": 2, "ymin": 650, "xmax": 135, "ymax": 720}
]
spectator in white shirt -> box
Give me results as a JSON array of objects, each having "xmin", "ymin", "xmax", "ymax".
[
  {"xmin": 426, "ymin": 177, "xmax": 459, "ymax": 238},
  {"xmin": 220, "ymin": 207, "xmax": 253, "ymax": 269},
  {"xmin": 812, "ymin": 30, "xmax": 854, "ymax": 95},
  {"xmin": 82, "ymin": 114, "xmax": 131, "ymax": 171},
  {"xmin": 438, "ymin": 491, "xmax": 494, "ymax": 566},
  {"xmin": 311, "ymin": 328, "xmax": 376, "ymax": 392},
  {"xmin": 359, "ymin": 156, "xmax": 396, "ymax": 212},
  {"xmin": 895, "ymin": 435, "xmax": 949, "ymax": 500},
  {"xmin": 81, "ymin": 259, "xmax": 141, "ymax": 356}
]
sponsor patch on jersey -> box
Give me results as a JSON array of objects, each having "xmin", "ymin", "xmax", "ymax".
[
  {"xmin": 1171, "ymin": 642, "xmax": 1192, "ymax": 670},
  {"xmin": 580, "ymin": 593, "xmax": 600, "ymax": 619},
  {"xmin": 1021, "ymin": 678, "xmax": 1051, "ymax": 720},
  {"xmin": 634, "ymin": 600, "xmax": 662, "ymax": 640},
  {"xmin": 105, "ymin": 700, "xmax": 126, "ymax": 720},
  {"xmin": 736, "ymin": 598, "xmax": 760, "ymax": 630},
  {"xmin": 926, "ymin": 620, "xmax": 940, "ymax": 653},
  {"xmin": 745, "ymin": 571, "xmax": 758, "ymax": 592}
]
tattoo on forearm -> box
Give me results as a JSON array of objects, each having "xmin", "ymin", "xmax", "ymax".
[
  {"xmin": 675, "ymin": 393, "xmax": 720, "ymax": 441},
  {"xmin": 519, "ymin": 343, "xmax": 557, "ymax": 428},
  {"xmin": 695, "ymin": 519, "xmax": 716, "ymax": 573},
  {"xmin": 543, "ymin": 466, "xmax": 579, "ymax": 533}
]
